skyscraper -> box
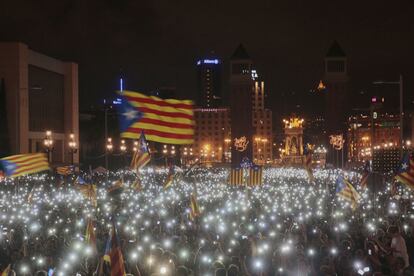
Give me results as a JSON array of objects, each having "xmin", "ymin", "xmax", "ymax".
[
  {"xmin": 196, "ymin": 58, "xmax": 221, "ymax": 107},
  {"xmin": 324, "ymin": 41, "xmax": 348, "ymax": 134}
]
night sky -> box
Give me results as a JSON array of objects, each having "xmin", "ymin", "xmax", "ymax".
[{"xmin": 1, "ymin": 0, "xmax": 413, "ymax": 116}]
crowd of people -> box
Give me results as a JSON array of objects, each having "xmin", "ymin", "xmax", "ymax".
[{"xmin": 0, "ymin": 167, "xmax": 413, "ymax": 275}]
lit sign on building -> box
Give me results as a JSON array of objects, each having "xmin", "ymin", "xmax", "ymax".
[
  {"xmin": 234, "ymin": 136, "xmax": 249, "ymax": 152},
  {"xmin": 251, "ymin": 69, "xmax": 258, "ymax": 80},
  {"xmin": 196, "ymin": 59, "xmax": 220, "ymax": 65},
  {"xmin": 113, "ymin": 98, "xmax": 122, "ymax": 105}
]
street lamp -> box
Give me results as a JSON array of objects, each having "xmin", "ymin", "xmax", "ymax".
[
  {"xmin": 261, "ymin": 138, "xmax": 268, "ymax": 164},
  {"xmin": 120, "ymin": 139, "xmax": 127, "ymax": 153},
  {"xmin": 163, "ymin": 145, "xmax": 169, "ymax": 167},
  {"xmin": 224, "ymin": 138, "xmax": 231, "ymax": 163},
  {"xmin": 105, "ymin": 137, "xmax": 113, "ymax": 169},
  {"xmin": 68, "ymin": 133, "xmax": 77, "ymax": 165},
  {"xmin": 373, "ymin": 75, "xmax": 403, "ymax": 157},
  {"xmin": 43, "ymin": 130, "xmax": 54, "ymax": 163},
  {"xmin": 133, "ymin": 141, "xmax": 139, "ymax": 152}
]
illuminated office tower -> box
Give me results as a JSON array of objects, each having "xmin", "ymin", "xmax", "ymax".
[{"xmin": 196, "ymin": 58, "xmax": 221, "ymax": 107}]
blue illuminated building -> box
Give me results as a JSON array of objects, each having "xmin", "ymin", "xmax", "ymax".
[{"xmin": 196, "ymin": 57, "xmax": 222, "ymax": 107}]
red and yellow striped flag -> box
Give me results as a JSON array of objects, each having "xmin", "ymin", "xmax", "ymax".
[
  {"xmin": 248, "ymin": 166, "xmax": 263, "ymax": 186},
  {"xmin": 0, "ymin": 153, "xmax": 49, "ymax": 178},
  {"xmin": 228, "ymin": 168, "xmax": 244, "ymax": 186},
  {"xmin": 118, "ymin": 91, "xmax": 194, "ymax": 145}
]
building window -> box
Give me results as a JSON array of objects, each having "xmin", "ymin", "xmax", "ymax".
[{"xmin": 327, "ymin": 60, "xmax": 345, "ymax": 73}]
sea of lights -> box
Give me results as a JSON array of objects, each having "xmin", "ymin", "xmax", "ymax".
[{"xmin": 0, "ymin": 167, "xmax": 411, "ymax": 275}]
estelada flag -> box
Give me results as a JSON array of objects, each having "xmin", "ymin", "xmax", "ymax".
[
  {"xmin": 117, "ymin": 90, "xmax": 194, "ymax": 145},
  {"xmin": 103, "ymin": 221, "xmax": 126, "ymax": 276},
  {"xmin": 336, "ymin": 175, "xmax": 361, "ymax": 210},
  {"xmin": 394, "ymin": 152, "xmax": 414, "ymax": 190},
  {"xmin": 130, "ymin": 131, "xmax": 151, "ymax": 172},
  {"xmin": 0, "ymin": 153, "xmax": 49, "ymax": 178},
  {"xmin": 56, "ymin": 166, "xmax": 74, "ymax": 176}
]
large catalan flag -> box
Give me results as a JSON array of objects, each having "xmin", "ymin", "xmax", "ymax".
[
  {"xmin": 395, "ymin": 153, "xmax": 414, "ymax": 189},
  {"xmin": 228, "ymin": 167, "xmax": 244, "ymax": 186},
  {"xmin": 248, "ymin": 166, "xmax": 263, "ymax": 186},
  {"xmin": 0, "ymin": 153, "xmax": 49, "ymax": 178},
  {"xmin": 103, "ymin": 221, "xmax": 126, "ymax": 276},
  {"xmin": 117, "ymin": 90, "xmax": 194, "ymax": 145},
  {"xmin": 336, "ymin": 175, "xmax": 361, "ymax": 210},
  {"xmin": 130, "ymin": 131, "xmax": 151, "ymax": 171}
]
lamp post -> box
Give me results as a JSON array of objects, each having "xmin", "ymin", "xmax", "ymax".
[
  {"xmin": 170, "ymin": 146, "xmax": 176, "ymax": 166},
  {"xmin": 68, "ymin": 133, "xmax": 77, "ymax": 165},
  {"xmin": 163, "ymin": 145, "xmax": 168, "ymax": 167},
  {"xmin": 373, "ymin": 75, "xmax": 403, "ymax": 158},
  {"xmin": 120, "ymin": 139, "xmax": 127, "ymax": 167},
  {"xmin": 224, "ymin": 138, "xmax": 231, "ymax": 163},
  {"xmin": 255, "ymin": 137, "xmax": 261, "ymax": 163},
  {"xmin": 105, "ymin": 137, "xmax": 113, "ymax": 169},
  {"xmin": 133, "ymin": 141, "xmax": 139, "ymax": 152},
  {"xmin": 43, "ymin": 130, "xmax": 54, "ymax": 163},
  {"xmin": 261, "ymin": 138, "xmax": 268, "ymax": 164}
]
